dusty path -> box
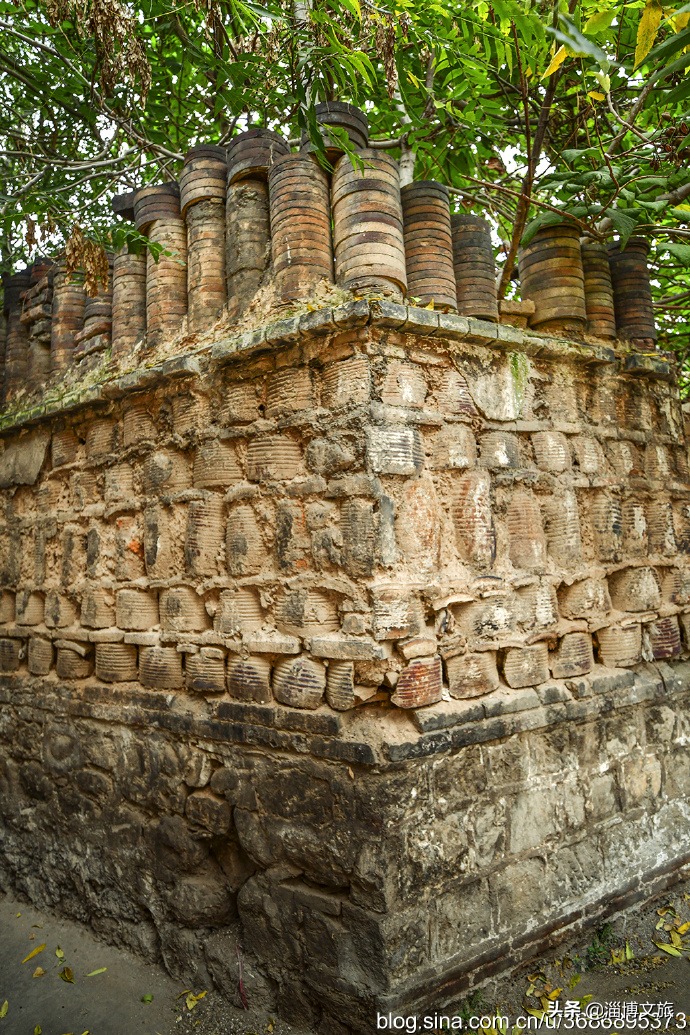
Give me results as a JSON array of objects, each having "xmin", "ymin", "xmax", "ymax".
[
  {"xmin": 3, "ymin": 879, "xmax": 690, "ymax": 1034},
  {"xmin": 0, "ymin": 892, "xmax": 303, "ymax": 1035}
]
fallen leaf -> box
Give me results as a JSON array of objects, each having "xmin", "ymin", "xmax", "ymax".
[
  {"xmin": 59, "ymin": 966, "xmax": 75, "ymax": 983},
  {"xmin": 86, "ymin": 968, "xmax": 107, "ymax": 977},
  {"xmin": 33, "ymin": 967, "xmax": 46, "ymax": 978},
  {"xmin": 34, "ymin": 1026, "xmax": 41, "ymax": 1034},
  {"xmin": 30, "ymin": 934, "xmax": 35, "ymax": 940},
  {"xmin": 175, "ymin": 990, "xmax": 191, "ymax": 1000},
  {"xmin": 625, "ymin": 941, "xmax": 634, "ymax": 960},
  {"xmin": 526, "ymin": 984, "xmax": 535, "ymax": 997},
  {"xmin": 142, "ymin": 994, "xmax": 154, "ymax": 1004},
  {"xmin": 186, "ymin": 991, "xmax": 207, "ymax": 1010},
  {"xmin": 22, "ymin": 942, "xmax": 47, "ymax": 963},
  {"xmin": 32, "ymin": 925, "xmax": 42, "ymax": 929},
  {"xmin": 548, "ymin": 988, "xmax": 562, "ymax": 1000},
  {"xmin": 653, "ymin": 941, "xmax": 682, "ymax": 957},
  {"xmin": 568, "ymin": 974, "xmax": 581, "ymax": 990},
  {"xmin": 679, "ymin": 922, "xmax": 690, "ymax": 934},
  {"xmin": 15, "ymin": 912, "xmax": 21, "ymax": 917},
  {"xmin": 0, "ymin": 1001, "xmax": 7, "ymax": 1017},
  {"xmin": 656, "ymin": 917, "xmax": 666, "ymax": 929},
  {"xmin": 671, "ymin": 930, "xmax": 683, "ymax": 948},
  {"xmin": 56, "ymin": 946, "xmax": 65, "ymax": 959}
]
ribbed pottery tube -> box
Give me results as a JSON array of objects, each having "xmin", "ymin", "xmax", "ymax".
[
  {"xmin": 451, "ymin": 214, "xmax": 498, "ymax": 320},
  {"xmin": 26, "ymin": 256, "xmax": 55, "ymax": 386},
  {"xmin": 331, "ymin": 149, "xmax": 406, "ymax": 299},
  {"xmin": 300, "ymin": 101, "xmax": 369, "ymax": 163},
  {"xmin": 607, "ymin": 237, "xmax": 657, "ymax": 345},
  {"xmin": 3, "ymin": 271, "xmax": 30, "ymax": 399},
  {"xmin": 134, "ymin": 183, "xmax": 187, "ymax": 347},
  {"xmin": 581, "ymin": 239, "xmax": 616, "ymax": 339},
  {"xmin": 112, "ymin": 248, "xmax": 147, "ymax": 356},
  {"xmin": 401, "ymin": 180, "xmax": 457, "ymax": 311},
  {"xmin": 226, "ymin": 128, "xmax": 290, "ymax": 185},
  {"xmin": 75, "ymin": 254, "xmax": 113, "ymax": 363},
  {"xmin": 226, "ymin": 129, "xmax": 289, "ymax": 318},
  {"xmin": 518, "ymin": 223, "xmax": 586, "ymax": 331},
  {"xmin": 50, "ymin": 263, "xmax": 85, "ymax": 374},
  {"xmin": 268, "ymin": 152, "xmax": 334, "ymax": 302},
  {"xmin": 180, "ymin": 143, "xmax": 227, "ymax": 335}
]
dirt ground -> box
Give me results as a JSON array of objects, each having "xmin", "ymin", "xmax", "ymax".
[{"xmin": 2, "ymin": 877, "xmax": 690, "ymax": 1035}]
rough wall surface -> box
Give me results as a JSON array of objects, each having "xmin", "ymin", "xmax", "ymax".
[{"xmin": 0, "ymin": 302, "xmax": 689, "ymax": 1030}]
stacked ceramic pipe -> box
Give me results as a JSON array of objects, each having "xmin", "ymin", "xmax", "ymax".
[
  {"xmin": 133, "ymin": 182, "xmax": 187, "ymax": 348},
  {"xmin": 180, "ymin": 144, "xmax": 228, "ymax": 334},
  {"xmin": 3, "ymin": 269, "xmax": 31, "ymax": 400},
  {"xmin": 73, "ymin": 254, "xmax": 114, "ymax": 371},
  {"xmin": 51, "ymin": 262, "xmax": 86, "ymax": 374},
  {"xmin": 518, "ymin": 224, "xmax": 657, "ymax": 344},
  {"xmin": 22, "ymin": 258, "xmax": 55, "ymax": 391}
]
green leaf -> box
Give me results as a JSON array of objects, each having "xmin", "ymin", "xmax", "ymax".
[
  {"xmin": 86, "ymin": 968, "xmax": 107, "ymax": 977},
  {"xmin": 0, "ymin": 1001, "xmax": 7, "ymax": 1018},
  {"xmin": 605, "ymin": 208, "xmax": 638, "ymax": 245},
  {"xmin": 142, "ymin": 994, "xmax": 154, "ymax": 1004},
  {"xmin": 666, "ymin": 243, "xmax": 690, "ymax": 266},
  {"xmin": 584, "ymin": 9, "xmax": 616, "ymax": 34},
  {"xmin": 546, "ymin": 16, "xmax": 609, "ymax": 64}
]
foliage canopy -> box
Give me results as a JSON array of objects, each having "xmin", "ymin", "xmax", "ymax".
[{"xmin": 0, "ymin": 0, "xmax": 689, "ymax": 375}]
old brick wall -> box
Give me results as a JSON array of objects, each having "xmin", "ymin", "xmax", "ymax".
[{"xmin": 0, "ymin": 303, "xmax": 689, "ymax": 1029}]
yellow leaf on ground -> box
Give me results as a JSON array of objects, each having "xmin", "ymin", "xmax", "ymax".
[
  {"xmin": 22, "ymin": 942, "xmax": 47, "ymax": 963},
  {"xmin": 626, "ymin": 941, "xmax": 634, "ymax": 960},
  {"xmin": 656, "ymin": 917, "xmax": 666, "ymax": 929},
  {"xmin": 569, "ymin": 974, "xmax": 581, "ymax": 990},
  {"xmin": 59, "ymin": 966, "xmax": 75, "ymax": 983},
  {"xmin": 86, "ymin": 968, "xmax": 106, "ymax": 977},
  {"xmin": 671, "ymin": 930, "xmax": 683, "ymax": 947},
  {"xmin": 543, "ymin": 45, "xmax": 567, "ymax": 78},
  {"xmin": 186, "ymin": 990, "xmax": 207, "ymax": 1010},
  {"xmin": 635, "ymin": 0, "xmax": 664, "ymax": 67},
  {"xmin": 678, "ymin": 922, "xmax": 690, "ymax": 934},
  {"xmin": 56, "ymin": 947, "xmax": 65, "ymax": 959},
  {"xmin": 33, "ymin": 967, "xmax": 46, "ymax": 978},
  {"xmin": 654, "ymin": 941, "xmax": 682, "ymax": 956},
  {"xmin": 0, "ymin": 1001, "xmax": 7, "ymax": 1018},
  {"xmin": 549, "ymin": 989, "xmax": 563, "ymax": 1000},
  {"xmin": 34, "ymin": 1026, "xmax": 41, "ymax": 1034}
]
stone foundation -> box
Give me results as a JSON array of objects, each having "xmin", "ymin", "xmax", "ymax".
[{"xmin": 0, "ymin": 302, "xmax": 689, "ymax": 1030}]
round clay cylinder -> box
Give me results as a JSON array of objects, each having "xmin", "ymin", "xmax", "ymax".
[
  {"xmin": 607, "ymin": 237, "xmax": 656, "ymax": 345},
  {"xmin": 84, "ymin": 255, "xmax": 113, "ymax": 323},
  {"xmin": 29, "ymin": 256, "xmax": 55, "ymax": 285},
  {"xmin": 3, "ymin": 270, "xmax": 31, "ymax": 398},
  {"xmin": 227, "ymin": 128, "xmax": 290, "ymax": 185},
  {"xmin": 135, "ymin": 184, "xmax": 188, "ymax": 347},
  {"xmin": 27, "ymin": 341, "xmax": 51, "ymax": 390},
  {"xmin": 451, "ymin": 214, "xmax": 498, "ymax": 320},
  {"xmin": 518, "ymin": 224, "xmax": 586, "ymax": 331},
  {"xmin": 331, "ymin": 149, "xmax": 406, "ymax": 298},
  {"xmin": 112, "ymin": 248, "xmax": 147, "ymax": 356},
  {"xmin": 186, "ymin": 199, "xmax": 227, "ymax": 334},
  {"xmin": 180, "ymin": 144, "xmax": 227, "ymax": 215},
  {"xmin": 269, "ymin": 152, "xmax": 334, "ymax": 301},
  {"xmin": 580, "ymin": 239, "xmax": 616, "ymax": 339},
  {"xmin": 133, "ymin": 181, "xmax": 181, "ymax": 232},
  {"xmin": 300, "ymin": 101, "xmax": 369, "ymax": 162},
  {"xmin": 226, "ymin": 178, "xmax": 270, "ymax": 319},
  {"xmin": 50, "ymin": 265, "xmax": 85, "ymax": 373},
  {"xmin": 401, "ymin": 180, "xmax": 457, "ymax": 311},
  {"xmin": 181, "ymin": 147, "xmax": 228, "ymax": 333}
]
